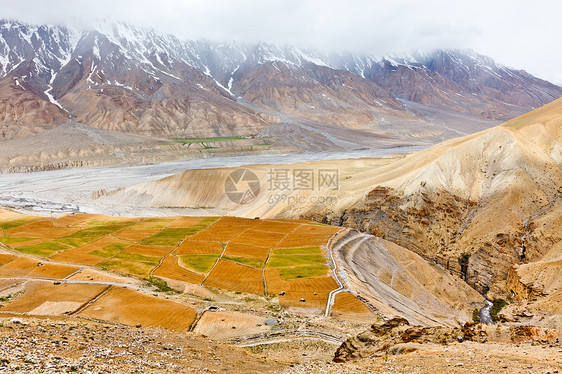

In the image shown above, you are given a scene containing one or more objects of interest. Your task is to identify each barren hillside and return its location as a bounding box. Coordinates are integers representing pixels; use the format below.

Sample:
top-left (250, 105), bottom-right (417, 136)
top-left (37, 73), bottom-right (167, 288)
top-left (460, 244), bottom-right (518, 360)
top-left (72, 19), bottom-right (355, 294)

top-left (313, 98), bottom-right (562, 329)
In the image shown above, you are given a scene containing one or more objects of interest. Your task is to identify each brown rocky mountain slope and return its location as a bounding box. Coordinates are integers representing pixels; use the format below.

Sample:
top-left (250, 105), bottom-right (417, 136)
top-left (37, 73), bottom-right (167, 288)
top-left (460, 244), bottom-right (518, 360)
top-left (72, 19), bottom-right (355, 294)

top-left (0, 20), bottom-right (560, 148)
top-left (365, 50), bottom-right (562, 120)
top-left (310, 98), bottom-right (562, 329)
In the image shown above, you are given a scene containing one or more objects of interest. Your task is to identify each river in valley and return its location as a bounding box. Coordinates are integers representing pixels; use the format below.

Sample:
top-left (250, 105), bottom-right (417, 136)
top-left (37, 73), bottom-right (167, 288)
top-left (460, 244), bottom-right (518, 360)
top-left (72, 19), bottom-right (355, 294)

top-left (0, 146), bottom-right (426, 216)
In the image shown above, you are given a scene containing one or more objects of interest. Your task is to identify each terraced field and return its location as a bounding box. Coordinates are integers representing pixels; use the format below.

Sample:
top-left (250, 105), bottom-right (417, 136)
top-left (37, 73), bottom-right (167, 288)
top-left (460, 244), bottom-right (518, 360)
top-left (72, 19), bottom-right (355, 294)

top-left (0, 210), bottom-right (369, 315)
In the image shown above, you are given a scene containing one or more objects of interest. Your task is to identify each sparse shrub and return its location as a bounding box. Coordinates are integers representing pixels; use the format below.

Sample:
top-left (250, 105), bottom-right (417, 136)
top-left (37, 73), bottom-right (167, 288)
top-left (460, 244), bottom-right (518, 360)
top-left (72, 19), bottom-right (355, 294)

top-left (0, 292), bottom-right (21, 303)
top-left (472, 309), bottom-right (481, 324)
top-left (490, 299), bottom-right (508, 322)
top-left (265, 304), bottom-right (282, 313)
top-left (147, 277), bottom-right (179, 294)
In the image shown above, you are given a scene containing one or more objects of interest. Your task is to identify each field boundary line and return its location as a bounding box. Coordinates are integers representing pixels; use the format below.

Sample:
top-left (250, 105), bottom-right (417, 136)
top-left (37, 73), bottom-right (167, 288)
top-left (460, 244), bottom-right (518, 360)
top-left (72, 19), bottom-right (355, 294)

top-left (262, 223), bottom-right (304, 296)
top-left (0, 243), bottom-right (20, 267)
top-left (189, 310), bottom-right (206, 332)
top-left (108, 216), bottom-right (215, 278)
top-left (63, 267), bottom-right (85, 280)
top-left (200, 242), bottom-right (228, 285)
top-left (201, 219), bottom-right (261, 285)
top-left (69, 284), bottom-right (113, 316)
top-left (149, 240), bottom-right (184, 279)
top-left (0, 277), bottom-right (133, 288)
top-left (225, 242), bottom-right (270, 250)
top-left (0, 241), bottom-right (55, 263)
top-left (51, 216), bottom-right (142, 259)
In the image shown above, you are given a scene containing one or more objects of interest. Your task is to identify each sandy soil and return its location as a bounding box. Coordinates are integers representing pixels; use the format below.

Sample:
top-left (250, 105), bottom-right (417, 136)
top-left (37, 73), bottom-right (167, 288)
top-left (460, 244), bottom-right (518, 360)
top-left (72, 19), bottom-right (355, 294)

top-left (281, 341), bottom-right (562, 373)
top-left (194, 310), bottom-right (270, 340)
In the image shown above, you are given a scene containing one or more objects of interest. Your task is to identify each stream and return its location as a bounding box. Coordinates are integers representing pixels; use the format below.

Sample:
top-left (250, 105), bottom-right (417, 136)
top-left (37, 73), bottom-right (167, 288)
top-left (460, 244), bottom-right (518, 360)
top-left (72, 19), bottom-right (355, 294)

top-left (479, 300), bottom-right (494, 324)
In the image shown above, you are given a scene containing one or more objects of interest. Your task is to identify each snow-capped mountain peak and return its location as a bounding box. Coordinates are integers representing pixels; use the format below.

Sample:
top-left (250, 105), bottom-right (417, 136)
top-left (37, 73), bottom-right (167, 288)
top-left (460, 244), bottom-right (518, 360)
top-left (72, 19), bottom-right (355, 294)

top-left (0, 19), bottom-right (560, 142)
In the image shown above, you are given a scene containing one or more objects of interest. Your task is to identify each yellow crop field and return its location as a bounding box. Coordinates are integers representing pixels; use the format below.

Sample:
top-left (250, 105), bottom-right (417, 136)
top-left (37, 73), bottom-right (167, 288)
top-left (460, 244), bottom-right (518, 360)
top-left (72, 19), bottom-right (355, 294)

top-left (0, 212), bottom-right (344, 314)
top-left (176, 239), bottom-right (223, 255)
top-left (331, 291), bottom-right (376, 321)
top-left (5, 238), bottom-right (48, 249)
top-left (99, 258), bottom-right (156, 279)
top-left (5, 220), bottom-right (81, 239)
top-left (278, 277), bottom-right (339, 311)
top-left (264, 268), bottom-right (290, 295)
top-left (252, 220), bottom-right (300, 233)
top-left (167, 216), bottom-right (202, 228)
top-left (51, 213), bottom-right (103, 228)
top-left (275, 224), bottom-right (340, 248)
top-left (125, 217), bottom-right (176, 230)
top-left (153, 255), bottom-right (205, 284)
top-left (0, 281), bottom-right (108, 315)
top-left (27, 263), bottom-right (80, 280)
top-left (78, 286), bottom-right (196, 331)
top-left (0, 256), bottom-right (42, 277)
top-left (178, 254), bottom-right (219, 273)
top-left (204, 260), bottom-right (264, 295)
top-left (50, 236), bottom-right (131, 265)
top-left (0, 214), bottom-right (43, 230)
top-left (224, 243), bottom-right (269, 259)
top-left (0, 253), bottom-right (16, 266)
top-left (50, 247), bottom-right (107, 266)
top-left (275, 233), bottom-right (334, 248)
top-left (122, 244), bottom-right (173, 257)
top-left (292, 225), bottom-right (341, 236)
top-left (66, 268), bottom-right (125, 284)
top-left (113, 229), bottom-right (160, 241)
top-left (189, 217), bottom-right (256, 242)
top-left (231, 230), bottom-right (286, 248)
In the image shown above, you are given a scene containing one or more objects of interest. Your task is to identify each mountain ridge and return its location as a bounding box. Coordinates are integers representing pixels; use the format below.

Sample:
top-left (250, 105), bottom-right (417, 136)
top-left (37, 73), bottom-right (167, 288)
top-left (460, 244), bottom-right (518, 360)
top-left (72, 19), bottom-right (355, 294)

top-left (1, 19), bottom-right (560, 144)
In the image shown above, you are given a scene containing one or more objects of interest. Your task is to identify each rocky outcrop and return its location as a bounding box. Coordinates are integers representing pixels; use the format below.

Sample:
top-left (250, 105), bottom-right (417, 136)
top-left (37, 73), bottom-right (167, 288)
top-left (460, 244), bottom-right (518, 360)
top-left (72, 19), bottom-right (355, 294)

top-left (309, 187), bottom-right (522, 295)
top-left (333, 318), bottom-right (487, 362)
top-left (334, 317), bottom-right (561, 363)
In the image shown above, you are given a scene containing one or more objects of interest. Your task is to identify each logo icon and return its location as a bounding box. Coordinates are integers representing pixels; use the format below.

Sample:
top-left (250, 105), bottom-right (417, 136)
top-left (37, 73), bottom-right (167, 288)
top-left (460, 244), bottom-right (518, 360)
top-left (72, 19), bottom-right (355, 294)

top-left (224, 169), bottom-right (261, 204)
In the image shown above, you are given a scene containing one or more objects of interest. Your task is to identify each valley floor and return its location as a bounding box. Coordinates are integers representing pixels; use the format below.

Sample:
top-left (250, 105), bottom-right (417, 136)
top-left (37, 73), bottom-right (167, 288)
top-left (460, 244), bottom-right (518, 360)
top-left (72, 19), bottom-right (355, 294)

top-left (0, 146), bottom-right (424, 216)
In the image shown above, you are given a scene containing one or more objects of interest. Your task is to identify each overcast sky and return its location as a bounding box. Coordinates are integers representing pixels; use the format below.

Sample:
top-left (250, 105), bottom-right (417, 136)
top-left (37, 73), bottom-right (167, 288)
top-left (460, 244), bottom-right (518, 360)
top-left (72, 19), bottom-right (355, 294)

top-left (2, 0), bottom-right (561, 83)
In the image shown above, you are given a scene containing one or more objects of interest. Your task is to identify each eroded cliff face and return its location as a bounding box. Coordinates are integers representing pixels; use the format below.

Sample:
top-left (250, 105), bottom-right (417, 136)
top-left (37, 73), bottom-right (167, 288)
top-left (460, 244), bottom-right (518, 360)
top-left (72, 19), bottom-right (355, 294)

top-left (309, 185), bottom-right (562, 300)
top-left (305, 187), bottom-right (516, 296)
